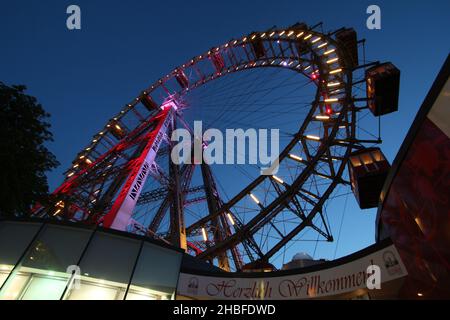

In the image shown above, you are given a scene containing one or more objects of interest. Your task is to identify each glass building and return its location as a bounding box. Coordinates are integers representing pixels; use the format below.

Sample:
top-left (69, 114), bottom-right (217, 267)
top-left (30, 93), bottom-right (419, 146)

top-left (0, 219), bottom-right (183, 300)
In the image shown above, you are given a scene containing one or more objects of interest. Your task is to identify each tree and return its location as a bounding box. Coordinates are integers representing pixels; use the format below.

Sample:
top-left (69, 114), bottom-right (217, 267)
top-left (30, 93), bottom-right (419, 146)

top-left (0, 82), bottom-right (59, 217)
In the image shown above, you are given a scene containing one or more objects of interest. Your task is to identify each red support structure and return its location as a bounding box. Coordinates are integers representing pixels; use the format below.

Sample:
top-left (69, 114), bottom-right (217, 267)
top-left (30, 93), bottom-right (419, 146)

top-left (102, 105), bottom-right (174, 230)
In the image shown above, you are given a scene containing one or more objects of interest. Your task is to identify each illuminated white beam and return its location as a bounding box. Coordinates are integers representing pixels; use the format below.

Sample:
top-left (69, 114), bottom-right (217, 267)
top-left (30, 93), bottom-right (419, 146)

top-left (272, 175), bottom-right (284, 184)
top-left (249, 193), bottom-right (260, 205)
top-left (201, 227), bottom-right (208, 241)
top-left (289, 154), bottom-right (303, 162)
top-left (227, 213), bottom-right (235, 226)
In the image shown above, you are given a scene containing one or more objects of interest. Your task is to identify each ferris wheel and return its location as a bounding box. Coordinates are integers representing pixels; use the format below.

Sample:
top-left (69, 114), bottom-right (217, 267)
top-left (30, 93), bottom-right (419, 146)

top-left (33, 22), bottom-right (400, 272)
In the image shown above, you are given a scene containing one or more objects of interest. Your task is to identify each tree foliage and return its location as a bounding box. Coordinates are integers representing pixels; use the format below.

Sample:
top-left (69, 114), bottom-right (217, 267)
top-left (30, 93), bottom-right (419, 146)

top-left (0, 82), bottom-right (59, 217)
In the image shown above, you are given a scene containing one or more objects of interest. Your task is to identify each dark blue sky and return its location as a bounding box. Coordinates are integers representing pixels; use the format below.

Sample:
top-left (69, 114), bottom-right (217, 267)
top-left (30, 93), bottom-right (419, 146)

top-left (1, 0), bottom-right (449, 261)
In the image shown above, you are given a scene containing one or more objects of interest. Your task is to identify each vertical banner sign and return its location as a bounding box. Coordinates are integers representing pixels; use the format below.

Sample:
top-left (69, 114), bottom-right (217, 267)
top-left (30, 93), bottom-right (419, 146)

top-left (103, 104), bottom-right (174, 230)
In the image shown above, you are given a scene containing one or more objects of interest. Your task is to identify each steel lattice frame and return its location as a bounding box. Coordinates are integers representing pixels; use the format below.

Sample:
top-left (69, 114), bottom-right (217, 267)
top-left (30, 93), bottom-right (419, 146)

top-left (34, 23), bottom-right (375, 271)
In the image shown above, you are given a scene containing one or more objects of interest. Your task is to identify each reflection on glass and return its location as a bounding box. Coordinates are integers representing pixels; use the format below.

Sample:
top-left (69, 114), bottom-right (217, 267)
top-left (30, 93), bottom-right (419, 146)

top-left (126, 290), bottom-right (158, 300)
top-left (0, 221), bottom-right (42, 286)
top-left (64, 231), bottom-right (140, 300)
top-left (0, 265), bottom-right (14, 287)
top-left (0, 224), bottom-right (92, 300)
top-left (21, 224), bottom-right (93, 273)
top-left (21, 275), bottom-right (67, 300)
top-left (0, 274), bottom-right (29, 300)
top-left (0, 222), bottom-right (183, 300)
top-left (77, 232), bottom-right (140, 283)
top-left (66, 279), bottom-right (124, 300)
top-left (126, 242), bottom-right (182, 300)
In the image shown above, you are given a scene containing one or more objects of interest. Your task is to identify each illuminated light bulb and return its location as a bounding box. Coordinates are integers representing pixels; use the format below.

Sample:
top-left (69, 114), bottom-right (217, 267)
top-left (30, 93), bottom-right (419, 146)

top-left (251, 35), bottom-right (256, 40)
top-left (324, 98), bottom-right (339, 103)
top-left (67, 172), bottom-right (74, 177)
top-left (317, 42), bottom-right (328, 49)
top-left (201, 228), bottom-right (208, 241)
top-left (272, 175), bottom-right (284, 184)
top-left (53, 209), bottom-right (62, 216)
top-left (327, 58), bottom-right (339, 64)
top-left (92, 139), bottom-right (97, 143)
top-left (115, 124), bottom-right (122, 130)
top-left (417, 293), bottom-right (423, 297)
top-left (315, 115), bottom-right (330, 120)
top-left (261, 33), bottom-right (266, 38)
top-left (327, 82), bottom-right (341, 87)
top-left (287, 30), bottom-right (294, 37)
top-left (329, 68), bottom-right (342, 74)
top-left (339, 125), bottom-right (347, 129)
top-left (249, 193), bottom-right (260, 204)
top-left (269, 31), bottom-right (275, 37)
top-left (279, 30), bottom-right (286, 36)
top-left (86, 148), bottom-right (91, 151)
top-left (311, 37), bottom-right (321, 43)
top-left (227, 213), bottom-right (235, 226)
top-left (243, 37), bottom-right (247, 42)
top-left (270, 60), bottom-right (276, 65)
top-left (324, 49), bottom-right (335, 55)
top-left (73, 164), bottom-right (79, 169)
top-left (304, 65), bottom-right (311, 71)
top-left (296, 31), bottom-right (304, 38)
top-left (233, 40), bottom-right (238, 45)
top-left (289, 154), bottom-right (303, 162)
top-left (85, 158), bottom-right (92, 164)
top-left (304, 34), bottom-right (312, 40)
top-left (306, 135), bottom-right (321, 141)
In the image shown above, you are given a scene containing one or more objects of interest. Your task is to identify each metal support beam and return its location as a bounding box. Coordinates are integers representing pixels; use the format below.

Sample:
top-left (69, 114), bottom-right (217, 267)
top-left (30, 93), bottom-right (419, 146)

top-left (168, 116), bottom-right (187, 251)
top-left (201, 163), bottom-right (233, 271)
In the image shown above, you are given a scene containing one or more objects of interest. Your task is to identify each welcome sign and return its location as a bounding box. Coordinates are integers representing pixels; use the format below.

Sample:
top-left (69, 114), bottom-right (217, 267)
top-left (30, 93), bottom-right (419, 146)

top-left (177, 244), bottom-right (407, 300)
